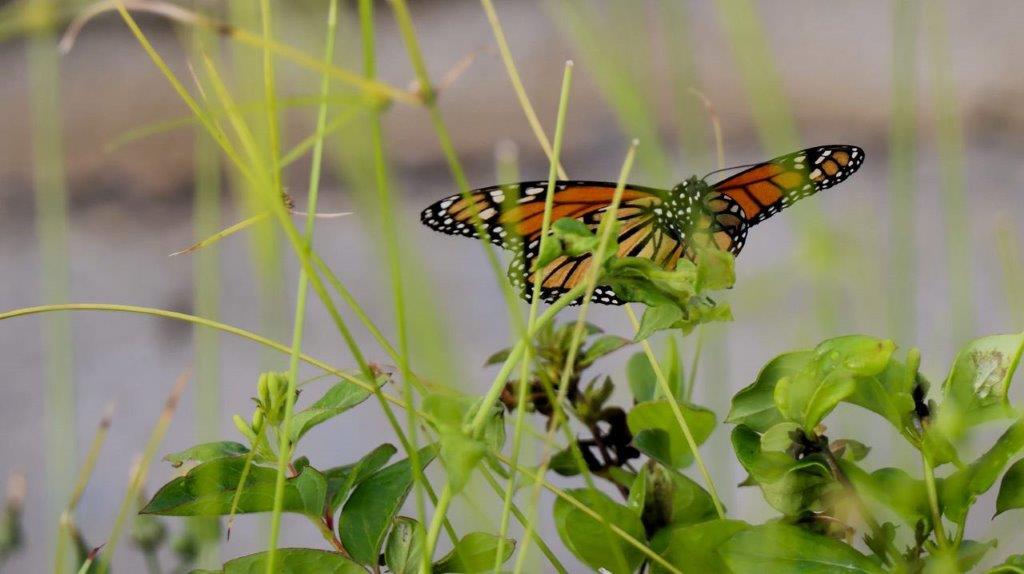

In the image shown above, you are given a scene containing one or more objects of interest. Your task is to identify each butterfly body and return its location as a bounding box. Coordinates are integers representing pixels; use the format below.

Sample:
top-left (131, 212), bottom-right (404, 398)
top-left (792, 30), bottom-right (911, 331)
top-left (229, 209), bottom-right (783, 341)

top-left (421, 145), bottom-right (864, 305)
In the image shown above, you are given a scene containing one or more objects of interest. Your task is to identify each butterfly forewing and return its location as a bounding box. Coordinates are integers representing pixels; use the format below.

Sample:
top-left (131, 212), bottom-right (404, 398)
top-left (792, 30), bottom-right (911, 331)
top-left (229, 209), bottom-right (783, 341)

top-left (711, 145), bottom-right (864, 225)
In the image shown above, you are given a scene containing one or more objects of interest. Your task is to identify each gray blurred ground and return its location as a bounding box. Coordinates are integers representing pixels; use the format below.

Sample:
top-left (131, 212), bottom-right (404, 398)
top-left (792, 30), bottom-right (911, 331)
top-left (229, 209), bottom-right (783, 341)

top-left (2, 0), bottom-right (1024, 571)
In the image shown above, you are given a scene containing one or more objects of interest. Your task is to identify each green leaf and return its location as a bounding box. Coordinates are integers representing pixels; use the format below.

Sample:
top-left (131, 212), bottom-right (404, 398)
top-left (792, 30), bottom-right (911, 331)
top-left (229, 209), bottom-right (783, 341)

top-left (635, 461), bottom-right (717, 535)
top-left (141, 457), bottom-right (326, 517)
top-left (996, 457), bottom-right (1024, 516)
top-left (924, 540), bottom-right (997, 574)
top-left (552, 217), bottom-right (599, 258)
top-left (549, 445), bottom-right (581, 477)
top-left (801, 371), bottom-right (858, 431)
top-left (944, 333), bottom-right (1024, 411)
top-left (385, 517), bottom-right (424, 574)
top-left (844, 360), bottom-right (917, 430)
top-left (627, 400), bottom-right (715, 468)
top-left (843, 463), bottom-right (931, 528)
top-left (164, 442), bottom-right (249, 468)
top-left (553, 488), bottom-right (645, 574)
top-left (634, 305), bottom-right (683, 342)
top-left (650, 519), bottom-right (750, 574)
top-left (438, 428), bottom-right (486, 494)
top-left (695, 248), bottom-right (735, 292)
top-left (288, 377), bottom-right (380, 442)
top-left (323, 443), bottom-right (398, 513)
top-left (431, 532), bottom-right (515, 573)
top-left (484, 348), bottom-right (511, 366)
top-left (943, 417), bottom-right (1024, 523)
top-left (760, 422), bottom-right (801, 453)
top-left (627, 352), bottom-right (657, 403)
top-left (727, 351), bottom-right (814, 433)
top-left (731, 426), bottom-right (832, 516)
top-left (938, 334), bottom-right (1024, 437)
top-left (204, 548), bottom-right (365, 573)
top-left (719, 523), bottom-right (884, 574)
top-left (579, 334), bottom-right (631, 368)
top-left (989, 554), bottom-right (1024, 573)
top-left (339, 444), bottom-right (437, 565)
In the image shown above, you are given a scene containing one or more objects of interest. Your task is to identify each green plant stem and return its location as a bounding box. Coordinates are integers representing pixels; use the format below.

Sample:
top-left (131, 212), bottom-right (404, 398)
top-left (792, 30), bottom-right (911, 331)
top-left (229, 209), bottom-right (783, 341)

top-left (922, 451), bottom-right (950, 549)
top-left (358, 0), bottom-right (429, 554)
top-left (28, 4), bottom-right (76, 569)
top-left (924, 0), bottom-right (972, 344)
top-left (478, 0), bottom-right (566, 179)
top-left (99, 370), bottom-right (190, 572)
top-left (266, 1), bottom-right (336, 570)
top-left (624, 305), bottom-right (726, 518)
top-left (479, 467), bottom-right (567, 574)
top-left (55, 406), bottom-right (114, 574)
top-left (421, 484), bottom-right (453, 574)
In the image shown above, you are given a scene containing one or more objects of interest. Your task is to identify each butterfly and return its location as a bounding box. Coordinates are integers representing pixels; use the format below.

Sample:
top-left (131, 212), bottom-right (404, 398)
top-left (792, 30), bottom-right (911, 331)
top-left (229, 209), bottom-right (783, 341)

top-left (421, 145), bottom-right (864, 305)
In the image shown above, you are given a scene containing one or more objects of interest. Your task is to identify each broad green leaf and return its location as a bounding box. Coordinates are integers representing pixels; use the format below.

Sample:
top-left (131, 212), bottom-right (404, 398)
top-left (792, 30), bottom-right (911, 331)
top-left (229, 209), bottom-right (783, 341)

top-left (774, 369), bottom-right (855, 431)
top-left (423, 393), bottom-right (505, 452)
top-left (141, 457), bottom-right (325, 517)
top-left (635, 461), bottom-right (717, 535)
top-left (989, 555), bottom-right (1024, 573)
top-left (553, 488), bottom-right (645, 574)
top-left (833, 439), bottom-right (871, 462)
top-left (695, 248), bottom-right (735, 292)
top-left (943, 417), bottom-right (1024, 523)
top-left (431, 532), bottom-right (515, 573)
top-left (385, 517), bottom-right (424, 574)
top-left (938, 334), bottom-right (1024, 438)
top-left (603, 257), bottom-right (698, 308)
top-left (288, 377), bottom-right (380, 442)
top-left (164, 442), bottom-right (249, 468)
top-left (843, 463), bottom-right (931, 528)
top-left (339, 444), bottom-right (437, 565)
top-left (719, 523), bottom-right (884, 574)
top-left (438, 428), bottom-right (486, 494)
top-left (844, 360), bottom-right (917, 430)
top-left (579, 334), bottom-right (631, 368)
top-left (552, 217), bottom-right (598, 258)
top-left (634, 305), bottom-right (683, 342)
top-left (203, 548), bottom-right (365, 573)
top-left (996, 457), bottom-right (1024, 516)
top-left (731, 426), bottom-right (832, 516)
top-left (814, 336), bottom-right (896, 376)
top-left (650, 519), bottom-right (749, 574)
top-left (727, 351), bottom-right (813, 432)
top-left (944, 333), bottom-right (1024, 411)
top-left (760, 422), bottom-right (801, 452)
top-left (627, 352), bottom-right (657, 403)
top-left (924, 540), bottom-right (997, 574)
top-left (627, 400), bottom-right (715, 468)
top-left (323, 443), bottom-right (397, 513)
top-left (549, 445), bottom-right (581, 477)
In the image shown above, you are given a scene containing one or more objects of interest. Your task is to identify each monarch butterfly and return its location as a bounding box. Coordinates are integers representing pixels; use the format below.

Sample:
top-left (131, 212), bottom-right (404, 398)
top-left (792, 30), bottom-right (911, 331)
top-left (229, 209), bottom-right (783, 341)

top-left (421, 145), bottom-right (864, 305)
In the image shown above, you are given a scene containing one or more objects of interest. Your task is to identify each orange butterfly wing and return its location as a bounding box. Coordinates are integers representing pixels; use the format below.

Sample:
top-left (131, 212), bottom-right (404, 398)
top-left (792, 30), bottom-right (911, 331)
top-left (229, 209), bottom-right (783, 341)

top-left (421, 181), bottom-right (671, 304)
top-left (711, 145), bottom-right (864, 225)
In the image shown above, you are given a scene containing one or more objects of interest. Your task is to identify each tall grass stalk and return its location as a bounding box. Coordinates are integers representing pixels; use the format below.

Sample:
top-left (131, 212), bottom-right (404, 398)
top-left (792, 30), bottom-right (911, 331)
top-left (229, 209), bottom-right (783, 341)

top-left (98, 370), bottom-right (190, 571)
top-left (924, 0), bottom-right (973, 345)
top-left (357, 0), bottom-right (429, 557)
top-left (266, 1), bottom-right (338, 570)
top-left (54, 405), bottom-right (113, 574)
top-left (888, 0), bottom-right (919, 345)
top-left (26, 2), bottom-right (76, 570)
top-left (712, 0), bottom-right (841, 336)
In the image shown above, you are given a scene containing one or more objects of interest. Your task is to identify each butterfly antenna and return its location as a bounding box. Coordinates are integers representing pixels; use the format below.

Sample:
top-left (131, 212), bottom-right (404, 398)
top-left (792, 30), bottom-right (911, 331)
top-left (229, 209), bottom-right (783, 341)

top-left (701, 161), bottom-right (762, 182)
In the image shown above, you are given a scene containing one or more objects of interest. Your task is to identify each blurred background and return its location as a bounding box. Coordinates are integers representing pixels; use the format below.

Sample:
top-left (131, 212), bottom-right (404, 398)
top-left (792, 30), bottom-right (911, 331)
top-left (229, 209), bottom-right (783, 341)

top-left (2, 0), bottom-right (1023, 571)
